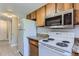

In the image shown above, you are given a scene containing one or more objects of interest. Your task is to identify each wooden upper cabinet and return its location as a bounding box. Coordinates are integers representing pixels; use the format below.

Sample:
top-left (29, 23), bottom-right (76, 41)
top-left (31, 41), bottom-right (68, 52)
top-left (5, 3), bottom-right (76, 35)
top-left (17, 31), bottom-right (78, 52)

top-left (56, 3), bottom-right (64, 12)
top-left (27, 14), bottom-right (31, 19)
top-left (30, 11), bottom-right (36, 21)
top-left (36, 6), bottom-right (45, 27)
top-left (45, 3), bottom-right (55, 18)
top-left (74, 3), bottom-right (79, 24)
top-left (64, 3), bottom-right (73, 10)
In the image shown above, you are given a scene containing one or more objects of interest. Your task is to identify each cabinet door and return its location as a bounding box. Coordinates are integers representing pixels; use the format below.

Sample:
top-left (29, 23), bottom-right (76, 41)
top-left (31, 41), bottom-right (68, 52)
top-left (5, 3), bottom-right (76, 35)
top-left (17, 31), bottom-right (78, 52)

top-left (36, 6), bottom-right (45, 27)
top-left (27, 14), bottom-right (31, 19)
top-left (29, 39), bottom-right (38, 56)
top-left (30, 44), bottom-right (38, 56)
top-left (45, 3), bottom-right (55, 18)
top-left (64, 3), bottom-right (73, 11)
top-left (56, 3), bottom-right (64, 12)
top-left (74, 3), bottom-right (79, 24)
top-left (30, 11), bottom-right (36, 21)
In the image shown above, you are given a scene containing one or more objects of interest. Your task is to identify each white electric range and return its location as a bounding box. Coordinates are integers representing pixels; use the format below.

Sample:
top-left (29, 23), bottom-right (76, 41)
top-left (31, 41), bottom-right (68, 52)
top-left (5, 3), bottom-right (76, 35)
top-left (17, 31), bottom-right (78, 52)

top-left (39, 32), bottom-right (74, 56)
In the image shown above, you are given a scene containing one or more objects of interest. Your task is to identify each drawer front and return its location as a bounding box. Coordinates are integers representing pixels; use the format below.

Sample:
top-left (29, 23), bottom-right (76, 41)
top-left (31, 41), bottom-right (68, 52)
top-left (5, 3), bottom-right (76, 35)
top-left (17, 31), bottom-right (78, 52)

top-left (30, 39), bottom-right (38, 46)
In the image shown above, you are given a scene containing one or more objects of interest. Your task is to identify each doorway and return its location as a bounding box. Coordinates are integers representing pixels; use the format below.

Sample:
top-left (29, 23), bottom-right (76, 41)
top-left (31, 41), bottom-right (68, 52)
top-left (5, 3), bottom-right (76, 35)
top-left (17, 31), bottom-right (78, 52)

top-left (0, 19), bottom-right (8, 40)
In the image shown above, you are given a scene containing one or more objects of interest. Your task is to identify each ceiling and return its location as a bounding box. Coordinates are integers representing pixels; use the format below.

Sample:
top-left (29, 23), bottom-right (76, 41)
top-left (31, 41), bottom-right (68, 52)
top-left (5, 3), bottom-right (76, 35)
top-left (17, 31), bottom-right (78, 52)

top-left (0, 3), bottom-right (46, 18)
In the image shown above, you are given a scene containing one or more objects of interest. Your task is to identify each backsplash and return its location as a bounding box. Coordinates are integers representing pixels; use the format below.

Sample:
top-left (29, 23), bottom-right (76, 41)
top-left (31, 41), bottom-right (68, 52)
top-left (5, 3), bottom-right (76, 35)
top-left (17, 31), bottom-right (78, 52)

top-left (37, 25), bottom-right (79, 38)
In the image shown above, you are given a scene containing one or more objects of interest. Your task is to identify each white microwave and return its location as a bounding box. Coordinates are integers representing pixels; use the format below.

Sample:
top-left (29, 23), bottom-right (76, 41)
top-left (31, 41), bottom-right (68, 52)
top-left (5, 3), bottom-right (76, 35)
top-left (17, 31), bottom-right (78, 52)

top-left (45, 9), bottom-right (74, 28)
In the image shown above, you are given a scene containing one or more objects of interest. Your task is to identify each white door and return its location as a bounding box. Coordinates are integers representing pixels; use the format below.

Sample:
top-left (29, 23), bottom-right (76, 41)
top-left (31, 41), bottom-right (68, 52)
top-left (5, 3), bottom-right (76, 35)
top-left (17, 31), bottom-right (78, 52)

top-left (0, 20), bottom-right (8, 40)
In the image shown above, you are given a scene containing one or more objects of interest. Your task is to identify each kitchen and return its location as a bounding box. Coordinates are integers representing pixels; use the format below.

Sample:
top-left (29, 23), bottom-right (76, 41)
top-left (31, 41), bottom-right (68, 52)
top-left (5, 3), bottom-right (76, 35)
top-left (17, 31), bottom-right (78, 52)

top-left (25, 3), bottom-right (79, 56)
top-left (0, 3), bottom-right (79, 56)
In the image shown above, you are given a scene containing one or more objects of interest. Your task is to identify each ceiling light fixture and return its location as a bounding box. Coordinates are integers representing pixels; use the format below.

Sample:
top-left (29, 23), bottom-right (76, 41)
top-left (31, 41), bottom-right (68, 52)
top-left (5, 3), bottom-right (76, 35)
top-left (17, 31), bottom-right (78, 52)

top-left (0, 9), bottom-right (16, 18)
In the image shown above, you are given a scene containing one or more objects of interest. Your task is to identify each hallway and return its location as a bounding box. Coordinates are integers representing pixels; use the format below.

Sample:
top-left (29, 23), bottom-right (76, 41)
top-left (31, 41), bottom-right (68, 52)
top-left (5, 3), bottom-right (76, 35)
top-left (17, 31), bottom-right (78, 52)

top-left (0, 40), bottom-right (20, 56)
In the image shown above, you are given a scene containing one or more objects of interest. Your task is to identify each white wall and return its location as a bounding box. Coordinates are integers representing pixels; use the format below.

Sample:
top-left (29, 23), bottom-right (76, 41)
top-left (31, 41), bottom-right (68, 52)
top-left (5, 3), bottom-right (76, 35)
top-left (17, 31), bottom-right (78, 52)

top-left (37, 25), bottom-right (79, 38)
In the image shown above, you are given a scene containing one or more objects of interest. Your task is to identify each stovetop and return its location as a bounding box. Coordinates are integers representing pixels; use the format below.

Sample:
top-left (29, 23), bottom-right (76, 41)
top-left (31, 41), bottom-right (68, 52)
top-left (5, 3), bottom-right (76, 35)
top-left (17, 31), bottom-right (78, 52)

top-left (42, 38), bottom-right (70, 47)
top-left (39, 37), bottom-right (74, 53)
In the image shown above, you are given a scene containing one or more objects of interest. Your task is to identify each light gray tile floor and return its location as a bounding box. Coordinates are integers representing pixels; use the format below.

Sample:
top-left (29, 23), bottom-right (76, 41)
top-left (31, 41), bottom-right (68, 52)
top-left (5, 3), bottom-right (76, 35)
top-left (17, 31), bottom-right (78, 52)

top-left (0, 40), bottom-right (21, 56)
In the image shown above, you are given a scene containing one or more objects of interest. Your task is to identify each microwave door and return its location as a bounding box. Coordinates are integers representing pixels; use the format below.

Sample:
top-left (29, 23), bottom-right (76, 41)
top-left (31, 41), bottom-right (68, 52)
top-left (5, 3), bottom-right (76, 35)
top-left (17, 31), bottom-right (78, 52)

top-left (45, 15), bottom-right (62, 26)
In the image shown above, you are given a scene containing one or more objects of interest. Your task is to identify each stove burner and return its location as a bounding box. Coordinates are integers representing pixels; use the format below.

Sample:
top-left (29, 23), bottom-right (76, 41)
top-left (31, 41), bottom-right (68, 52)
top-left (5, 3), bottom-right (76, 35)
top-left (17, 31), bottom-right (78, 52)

top-left (43, 40), bottom-right (49, 42)
top-left (62, 41), bottom-right (70, 43)
top-left (48, 38), bottom-right (54, 41)
top-left (56, 42), bottom-right (68, 47)
top-left (43, 38), bottom-right (54, 42)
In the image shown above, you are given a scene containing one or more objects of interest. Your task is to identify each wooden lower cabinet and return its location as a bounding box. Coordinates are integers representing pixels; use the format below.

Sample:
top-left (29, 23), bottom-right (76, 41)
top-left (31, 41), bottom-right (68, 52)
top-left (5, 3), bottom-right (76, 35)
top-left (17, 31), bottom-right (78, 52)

top-left (30, 44), bottom-right (38, 56)
top-left (29, 39), bottom-right (38, 56)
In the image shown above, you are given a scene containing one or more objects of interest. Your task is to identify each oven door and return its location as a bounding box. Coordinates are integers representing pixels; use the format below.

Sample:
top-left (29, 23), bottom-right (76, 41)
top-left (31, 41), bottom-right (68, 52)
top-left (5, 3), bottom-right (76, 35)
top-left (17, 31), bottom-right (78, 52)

top-left (39, 43), bottom-right (64, 56)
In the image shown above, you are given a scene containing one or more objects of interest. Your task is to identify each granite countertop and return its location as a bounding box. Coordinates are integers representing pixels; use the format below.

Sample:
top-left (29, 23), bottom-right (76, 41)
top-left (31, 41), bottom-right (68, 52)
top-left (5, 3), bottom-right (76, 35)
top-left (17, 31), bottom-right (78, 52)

top-left (27, 36), bottom-right (48, 41)
top-left (27, 33), bottom-right (49, 41)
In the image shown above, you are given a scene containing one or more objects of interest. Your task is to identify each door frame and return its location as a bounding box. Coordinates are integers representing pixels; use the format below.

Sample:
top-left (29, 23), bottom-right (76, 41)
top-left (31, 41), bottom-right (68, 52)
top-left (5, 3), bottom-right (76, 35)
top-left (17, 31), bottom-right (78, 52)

top-left (7, 19), bottom-right (12, 44)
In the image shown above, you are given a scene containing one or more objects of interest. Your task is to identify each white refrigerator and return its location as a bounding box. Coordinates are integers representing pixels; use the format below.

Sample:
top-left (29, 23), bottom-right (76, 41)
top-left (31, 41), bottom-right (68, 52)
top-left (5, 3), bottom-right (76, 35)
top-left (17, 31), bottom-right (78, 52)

top-left (18, 18), bottom-right (37, 56)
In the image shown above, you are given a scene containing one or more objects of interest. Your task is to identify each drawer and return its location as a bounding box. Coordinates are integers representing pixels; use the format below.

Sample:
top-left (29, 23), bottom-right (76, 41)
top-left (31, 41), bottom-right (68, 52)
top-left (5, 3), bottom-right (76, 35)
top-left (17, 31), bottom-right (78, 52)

top-left (29, 39), bottom-right (38, 46)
